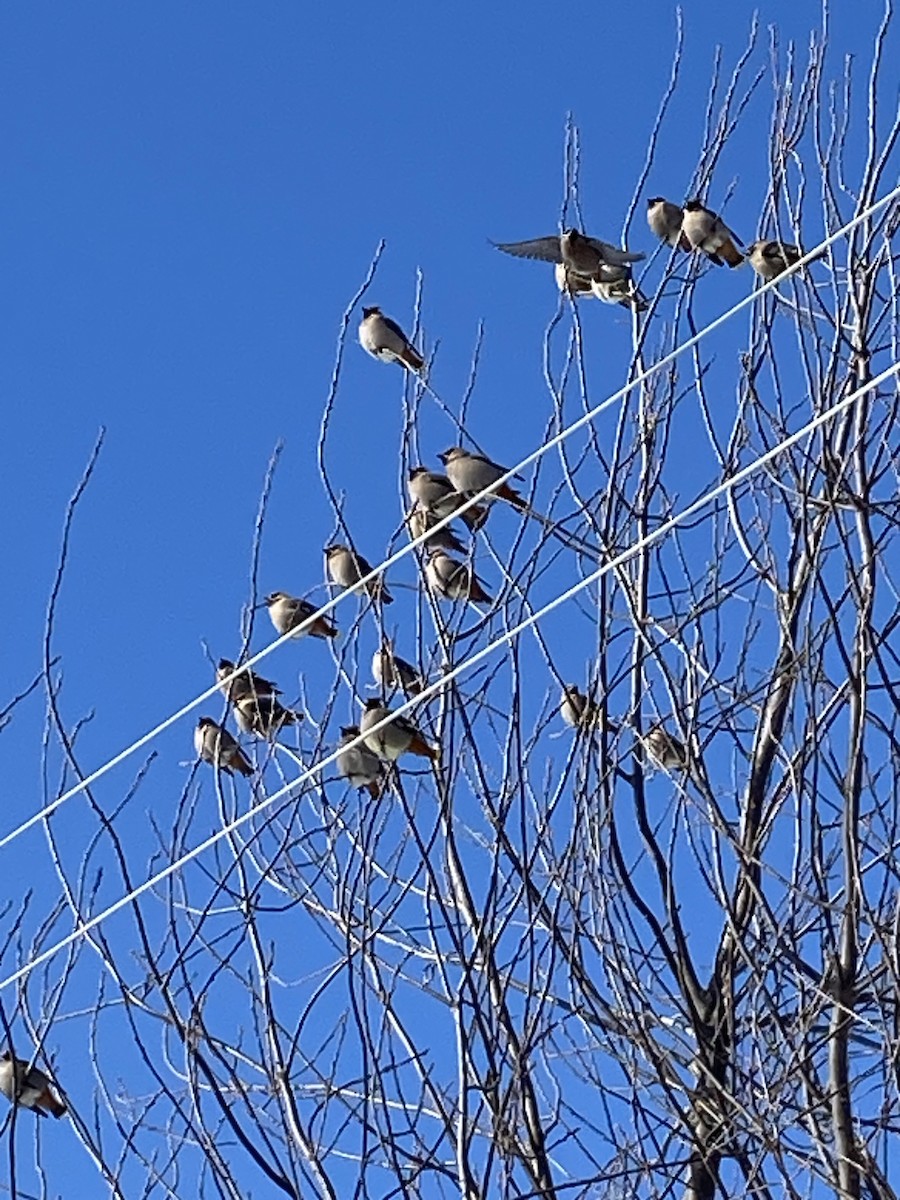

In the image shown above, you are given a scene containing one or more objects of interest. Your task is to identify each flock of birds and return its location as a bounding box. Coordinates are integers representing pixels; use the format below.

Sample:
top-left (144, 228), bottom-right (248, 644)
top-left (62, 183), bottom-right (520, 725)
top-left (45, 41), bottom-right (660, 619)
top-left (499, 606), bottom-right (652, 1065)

top-left (3, 197), bottom-right (803, 1122)
top-left (195, 196), bottom-right (797, 799)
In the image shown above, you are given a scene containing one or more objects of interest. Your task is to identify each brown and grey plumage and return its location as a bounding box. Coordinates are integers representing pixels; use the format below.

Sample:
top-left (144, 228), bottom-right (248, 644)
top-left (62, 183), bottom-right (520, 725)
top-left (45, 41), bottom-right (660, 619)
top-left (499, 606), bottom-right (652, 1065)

top-left (234, 693), bottom-right (304, 739)
top-left (644, 724), bottom-right (690, 771)
top-left (438, 446), bottom-right (527, 511)
top-left (646, 197), bottom-right (691, 250)
top-left (494, 228), bottom-right (644, 276)
top-left (336, 726), bottom-right (386, 798)
top-left (325, 544), bottom-right (393, 604)
top-left (358, 306), bottom-right (424, 372)
top-left (265, 591), bottom-right (338, 640)
top-left (407, 468), bottom-right (487, 532)
top-left (681, 200), bottom-right (744, 267)
top-left (0, 1052), bottom-right (67, 1119)
top-left (560, 685), bottom-right (604, 731)
top-left (555, 262), bottom-right (647, 310)
top-left (406, 504), bottom-right (468, 554)
top-left (216, 659), bottom-right (281, 704)
top-left (194, 717), bottom-right (254, 777)
top-left (372, 639), bottom-right (424, 696)
top-left (425, 549), bottom-right (493, 605)
top-left (746, 240), bottom-right (808, 281)
top-left (360, 699), bottom-right (439, 762)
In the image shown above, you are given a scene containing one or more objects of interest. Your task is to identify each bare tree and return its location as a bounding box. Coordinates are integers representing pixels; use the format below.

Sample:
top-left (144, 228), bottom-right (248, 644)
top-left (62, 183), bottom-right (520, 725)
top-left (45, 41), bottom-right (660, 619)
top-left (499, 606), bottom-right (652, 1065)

top-left (4, 6), bottom-right (900, 1198)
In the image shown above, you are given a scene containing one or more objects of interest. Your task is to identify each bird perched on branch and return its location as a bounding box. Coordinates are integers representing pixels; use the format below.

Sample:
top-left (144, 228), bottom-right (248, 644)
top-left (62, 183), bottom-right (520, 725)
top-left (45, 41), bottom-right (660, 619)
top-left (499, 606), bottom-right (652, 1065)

top-left (358, 306), bottom-right (424, 372)
top-left (194, 717), bottom-right (253, 777)
top-left (372, 639), bottom-right (424, 696)
top-left (406, 504), bottom-right (468, 554)
top-left (646, 197), bottom-right (691, 250)
top-left (425, 549), bottom-right (493, 605)
top-left (746, 240), bottom-right (811, 281)
top-left (438, 446), bottom-right (528, 511)
top-left (681, 200), bottom-right (744, 267)
top-left (216, 659), bottom-right (281, 703)
top-left (552, 262), bottom-right (647, 311)
top-left (493, 228), bottom-right (644, 278)
top-left (233, 693), bottom-right (304, 739)
top-left (0, 1051), bottom-right (67, 1119)
top-left (644, 724), bottom-right (690, 772)
top-left (360, 700), bottom-right (439, 762)
top-left (336, 726), bottom-right (387, 798)
top-left (560, 685), bottom-right (606, 731)
top-left (264, 592), bottom-right (339, 640)
top-left (325, 544), bottom-right (393, 604)
top-left (408, 468), bottom-right (487, 532)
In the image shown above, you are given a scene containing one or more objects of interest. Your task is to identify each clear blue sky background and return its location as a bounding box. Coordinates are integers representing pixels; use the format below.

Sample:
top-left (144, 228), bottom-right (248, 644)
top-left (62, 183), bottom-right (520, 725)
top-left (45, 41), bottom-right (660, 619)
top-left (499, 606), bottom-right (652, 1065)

top-left (0, 1), bottom-right (890, 1192)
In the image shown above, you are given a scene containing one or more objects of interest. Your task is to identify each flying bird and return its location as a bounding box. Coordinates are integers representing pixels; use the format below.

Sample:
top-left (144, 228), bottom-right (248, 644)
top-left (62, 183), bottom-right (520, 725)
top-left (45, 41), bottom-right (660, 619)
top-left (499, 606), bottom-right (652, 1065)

top-left (372, 639), bottom-right (424, 696)
top-left (425, 549), bottom-right (493, 605)
top-left (406, 504), bottom-right (468, 554)
top-left (216, 659), bottom-right (281, 703)
top-left (589, 271), bottom-right (649, 312)
top-left (644, 724), bottom-right (690, 772)
top-left (493, 228), bottom-right (644, 277)
top-left (646, 197), bottom-right (691, 250)
top-left (360, 699), bottom-right (439, 762)
top-left (438, 446), bottom-right (528, 511)
top-left (336, 726), bottom-right (386, 799)
top-left (358, 306), bottom-right (424, 372)
top-left (194, 717), bottom-right (254, 777)
top-left (325, 544), bottom-right (393, 604)
top-left (407, 468), bottom-right (487, 532)
top-left (0, 1051), bottom-right (67, 1119)
top-left (234, 693), bottom-right (304, 739)
top-left (745, 240), bottom-right (809, 281)
top-left (265, 592), bottom-right (338, 640)
top-left (560, 685), bottom-right (605, 731)
top-left (681, 200), bottom-right (744, 267)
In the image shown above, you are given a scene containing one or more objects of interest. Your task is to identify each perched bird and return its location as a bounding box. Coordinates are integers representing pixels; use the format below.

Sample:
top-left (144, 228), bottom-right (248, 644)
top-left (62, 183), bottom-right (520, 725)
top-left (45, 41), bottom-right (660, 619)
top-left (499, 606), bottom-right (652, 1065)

top-left (234, 693), bottom-right (304, 739)
top-left (406, 504), bottom-right (468, 554)
top-left (644, 724), bottom-right (690, 772)
top-left (372, 638), bottom-right (424, 696)
top-left (681, 200), bottom-right (744, 267)
top-left (194, 717), bottom-right (254, 777)
top-left (358, 306), bottom-right (424, 372)
top-left (438, 446), bottom-right (527, 511)
top-left (425, 549), bottom-right (493, 605)
top-left (216, 659), bottom-right (281, 703)
top-left (0, 1051), bottom-right (67, 1119)
top-left (336, 726), bottom-right (386, 799)
top-left (646, 197), bottom-right (691, 250)
top-left (493, 229), bottom-right (644, 277)
top-left (407, 468), bottom-right (487, 532)
top-left (560, 685), bottom-right (605, 731)
top-left (360, 699), bottom-right (439, 762)
top-left (325, 544), bottom-right (393, 604)
top-left (265, 592), bottom-right (338, 640)
top-left (745, 240), bottom-right (807, 281)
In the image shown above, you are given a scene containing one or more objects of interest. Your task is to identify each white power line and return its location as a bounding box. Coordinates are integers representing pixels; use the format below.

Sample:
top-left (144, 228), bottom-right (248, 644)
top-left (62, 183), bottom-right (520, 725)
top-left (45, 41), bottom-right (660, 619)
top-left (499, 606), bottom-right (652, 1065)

top-left (1, 183), bottom-right (896, 854)
top-left (2, 355), bottom-right (896, 995)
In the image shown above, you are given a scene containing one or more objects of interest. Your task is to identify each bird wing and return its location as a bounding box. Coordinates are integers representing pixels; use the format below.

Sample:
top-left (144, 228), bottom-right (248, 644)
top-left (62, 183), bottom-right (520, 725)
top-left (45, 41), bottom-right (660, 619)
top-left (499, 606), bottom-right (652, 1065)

top-left (491, 236), bottom-right (563, 264)
top-left (583, 237), bottom-right (646, 264)
top-left (381, 314), bottom-right (410, 342)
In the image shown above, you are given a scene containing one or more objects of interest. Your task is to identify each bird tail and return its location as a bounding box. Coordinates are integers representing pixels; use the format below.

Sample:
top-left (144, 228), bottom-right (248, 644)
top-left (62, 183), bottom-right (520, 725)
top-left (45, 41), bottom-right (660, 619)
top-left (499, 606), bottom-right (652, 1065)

top-left (409, 735), bottom-right (440, 761)
top-left (468, 581), bottom-right (493, 605)
top-left (720, 240), bottom-right (744, 267)
top-left (313, 617), bottom-right (340, 639)
top-left (401, 346), bottom-right (425, 372)
top-left (38, 1091), bottom-right (67, 1119)
top-left (233, 752), bottom-right (254, 778)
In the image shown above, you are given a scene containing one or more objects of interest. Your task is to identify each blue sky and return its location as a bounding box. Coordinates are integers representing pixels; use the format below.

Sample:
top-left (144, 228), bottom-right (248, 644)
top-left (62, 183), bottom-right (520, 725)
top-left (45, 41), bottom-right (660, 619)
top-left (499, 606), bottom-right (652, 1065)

top-left (0, 0), bottom-right (894, 1193)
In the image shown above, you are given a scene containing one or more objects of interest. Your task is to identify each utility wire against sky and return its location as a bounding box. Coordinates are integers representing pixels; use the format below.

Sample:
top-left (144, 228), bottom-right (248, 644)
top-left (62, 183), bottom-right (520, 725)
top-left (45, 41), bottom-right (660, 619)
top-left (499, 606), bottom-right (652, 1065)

top-left (3, 352), bottom-right (897, 995)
